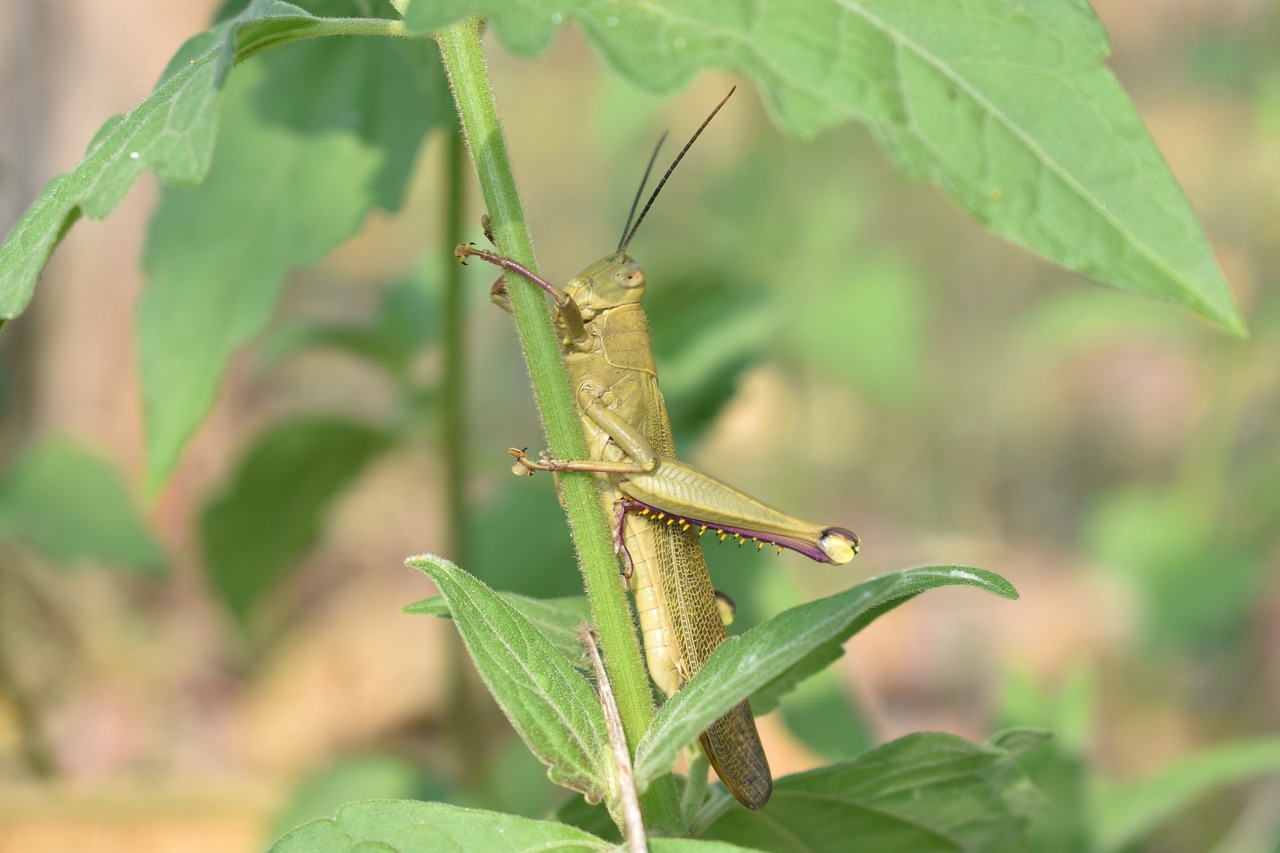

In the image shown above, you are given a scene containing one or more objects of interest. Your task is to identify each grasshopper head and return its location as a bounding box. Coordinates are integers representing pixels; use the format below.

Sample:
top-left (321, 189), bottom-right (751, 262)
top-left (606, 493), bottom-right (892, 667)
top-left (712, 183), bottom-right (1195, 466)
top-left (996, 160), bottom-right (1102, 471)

top-left (565, 251), bottom-right (646, 314)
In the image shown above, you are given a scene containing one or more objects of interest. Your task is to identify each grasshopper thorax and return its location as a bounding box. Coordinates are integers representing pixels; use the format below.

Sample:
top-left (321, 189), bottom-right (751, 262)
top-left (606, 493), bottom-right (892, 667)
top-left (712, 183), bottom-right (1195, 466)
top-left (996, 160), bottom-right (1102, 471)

top-left (564, 251), bottom-right (646, 315)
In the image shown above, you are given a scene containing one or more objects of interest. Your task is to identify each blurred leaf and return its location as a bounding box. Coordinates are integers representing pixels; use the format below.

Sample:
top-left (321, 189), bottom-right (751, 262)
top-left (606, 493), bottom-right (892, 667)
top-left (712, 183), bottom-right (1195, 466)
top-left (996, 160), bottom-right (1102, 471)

top-left (1084, 487), bottom-right (1263, 650)
top-left (407, 556), bottom-right (610, 803)
top-left (645, 269), bottom-right (773, 445)
top-left (409, 0), bottom-right (1243, 334)
top-left (1257, 66), bottom-right (1280, 136)
top-left (269, 799), bottom-right (611, 852)
top-left (633, 566), bottom-right (1019, 789)
top-left (0, 0), bottom-right (411, 321)
top-left (201, 417), bottom-right (392, 626)
top-left (472, 482), bottom-right (580, 598)
top-left (265, 277), bottom-right (437, 374)
top-left (998, 673), bottom-right (1095, 853)
top-left (138, 6), bottom-right (448, 492)
top-left (1017, 742), bottom-right (1091, 853)
top-left (778, 668), bottom-right (873, 760)
top-left (271, 756), bottom-right (449, 841)
top-left (1092, 738), bottom-right (1280, 852)
top-left (555, 795), bottom-right (621, 844)
top-left (1000, 669), bottom-right (1094, 755)
top-left (649, 842), bottom-right (764, 852)
top-left (1012, 287), bottom-right (1200, 357)
top-left (0, 439), bottom-right (164, 572)
top-left (699, 729), bottom-right (1048, 852)
top-left (453, 734), bottom-right (568, 820)
top-left (404, 592), bottom-right (591, 667)
top-left (782, 253), bottom-right (927, 406)
top-left (1185, 31), bottom-right (1265, 92)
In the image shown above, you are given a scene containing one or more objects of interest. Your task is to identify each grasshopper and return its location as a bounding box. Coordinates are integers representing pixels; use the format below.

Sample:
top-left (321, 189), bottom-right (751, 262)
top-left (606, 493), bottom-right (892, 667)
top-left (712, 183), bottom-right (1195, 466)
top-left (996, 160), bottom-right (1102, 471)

top-left (456, 89), bottom-right (859, 810)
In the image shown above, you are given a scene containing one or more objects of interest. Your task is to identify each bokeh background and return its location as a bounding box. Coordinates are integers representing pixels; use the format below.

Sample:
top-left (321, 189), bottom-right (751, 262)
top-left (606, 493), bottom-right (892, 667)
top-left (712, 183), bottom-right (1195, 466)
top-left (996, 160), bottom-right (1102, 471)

top-left (1, 1), bottom-right (1278, 850)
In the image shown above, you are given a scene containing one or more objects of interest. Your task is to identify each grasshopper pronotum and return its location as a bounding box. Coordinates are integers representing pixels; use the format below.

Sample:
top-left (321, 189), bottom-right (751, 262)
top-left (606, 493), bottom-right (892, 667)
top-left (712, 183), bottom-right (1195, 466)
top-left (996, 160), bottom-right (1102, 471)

top-left (457, 89), bottom-right (859, 810)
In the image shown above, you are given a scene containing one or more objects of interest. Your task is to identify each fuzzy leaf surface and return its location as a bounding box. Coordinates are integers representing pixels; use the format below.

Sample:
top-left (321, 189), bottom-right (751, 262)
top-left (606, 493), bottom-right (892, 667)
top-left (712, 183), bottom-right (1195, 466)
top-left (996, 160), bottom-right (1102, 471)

top-left (699, 730), bottom-right (1048, 852)
top-left (408, 556), bottom-right (611, 802)
top-left (269, 799), bottom-right (611, 852)
top-left (404, 593), bottom-right (591, 667)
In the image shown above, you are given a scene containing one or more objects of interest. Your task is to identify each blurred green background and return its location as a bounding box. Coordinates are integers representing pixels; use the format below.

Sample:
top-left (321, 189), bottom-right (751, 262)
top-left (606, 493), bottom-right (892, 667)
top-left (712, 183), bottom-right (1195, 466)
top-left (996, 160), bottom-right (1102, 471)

top-left (1, 2), bottom-right (1278, 851)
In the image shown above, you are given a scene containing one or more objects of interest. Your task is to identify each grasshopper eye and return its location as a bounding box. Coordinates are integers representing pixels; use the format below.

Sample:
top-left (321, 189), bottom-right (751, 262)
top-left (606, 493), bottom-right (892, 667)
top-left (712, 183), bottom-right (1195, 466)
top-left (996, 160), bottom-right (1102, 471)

top-left (615, 264), bottom-right (645, 289)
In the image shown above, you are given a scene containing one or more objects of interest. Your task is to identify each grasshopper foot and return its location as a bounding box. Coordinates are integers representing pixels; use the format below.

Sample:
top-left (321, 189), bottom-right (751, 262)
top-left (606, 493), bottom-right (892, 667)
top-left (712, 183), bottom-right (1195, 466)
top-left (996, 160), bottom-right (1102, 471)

top-left (508, 447), bottom-right (537, 477)
top-left (819, 527), bottom-right (861, 564)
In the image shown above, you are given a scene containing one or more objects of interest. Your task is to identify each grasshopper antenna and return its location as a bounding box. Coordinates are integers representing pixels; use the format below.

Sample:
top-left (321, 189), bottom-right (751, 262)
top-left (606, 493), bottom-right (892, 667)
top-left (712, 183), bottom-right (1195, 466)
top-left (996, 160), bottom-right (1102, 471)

top-left (618, 86), bottom-right (736, 253)
top-left (617, 130), bottom-right (670, 253)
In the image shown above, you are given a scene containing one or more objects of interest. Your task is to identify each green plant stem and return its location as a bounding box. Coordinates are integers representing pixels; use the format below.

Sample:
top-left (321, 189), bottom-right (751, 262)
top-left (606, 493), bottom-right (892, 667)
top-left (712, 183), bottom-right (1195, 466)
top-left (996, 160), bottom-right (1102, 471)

top-left (434, 18), bottom-right (681, 832)
top-left (232, 18), bottom-right (409, 67)
top-left (439, 121), bottom-right (489, 783)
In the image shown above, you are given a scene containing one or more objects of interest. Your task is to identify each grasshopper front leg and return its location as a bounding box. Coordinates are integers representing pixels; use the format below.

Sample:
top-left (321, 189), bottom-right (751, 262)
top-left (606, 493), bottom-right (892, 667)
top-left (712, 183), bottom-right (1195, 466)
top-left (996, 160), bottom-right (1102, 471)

top-left (456, 243), bottom-right (590, 347)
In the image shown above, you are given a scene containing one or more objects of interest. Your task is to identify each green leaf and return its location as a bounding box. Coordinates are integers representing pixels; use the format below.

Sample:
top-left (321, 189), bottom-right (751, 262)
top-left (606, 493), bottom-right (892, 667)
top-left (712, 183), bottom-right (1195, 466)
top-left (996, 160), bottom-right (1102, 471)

top-left (1084, 486), bottom-right (1262, 651)
top-left (201, 417), bottom-right (392, 625)
top-left (407, 0), bottom-right (1243, 334)
top-left (0, 439), bottom-right (165, 572)
top-left (998, 672), bottom-right (1095, 853)
top-left (644, 268), bottom-right (773, 445)
top-left (699, 730), bottom-right (1048, 852)
top-left (778, 668), bottom-right (873, 760)
top-left (0, 0), bottom-right (410, 322)
top-left (268, 799), bottom-right (611, 852)
top-left (633, 567), bottom-right (1019, 789)
top-left (271, 757), bottom-right (449, 841)
top-left (138, 10), bottom-right (449, 491)
top-left (407, 556), bottom-right (611, 803)
top-left (650, 841), bottom-right (766, 852)
top-left (401, 597), bottom-right (450, 616)
top-left (264, 277), bottom-right (437, 375)
top-left (554, 796), bottom-right (620, 845)
top-left (1091, 737), bottom-right (1280, 852)
top-left (781, 253), bottom-right (928, 406)
top-left (553, 779), bottom-right (770, 852)
top-left (403, 593), bottom-right (591, 667)
top-left (471, 484), bottom-right (580, 599)
top-left (746, 628), bottom-right (845, 720)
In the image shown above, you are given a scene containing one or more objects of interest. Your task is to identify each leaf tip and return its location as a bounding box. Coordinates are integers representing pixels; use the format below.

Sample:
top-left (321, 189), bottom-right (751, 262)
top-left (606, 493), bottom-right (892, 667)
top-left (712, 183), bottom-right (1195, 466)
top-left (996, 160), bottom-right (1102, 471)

top-left (401, 595), bottom-right (448, 616)
top-left (1219, 310), bottom-right (1249, 339)
top-left (945, 566), bottom-right (1020, 601)
top-left (406, 554), bottom-right (463, 588)
top-left (1187, 283), bottom-right (1248, 337)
